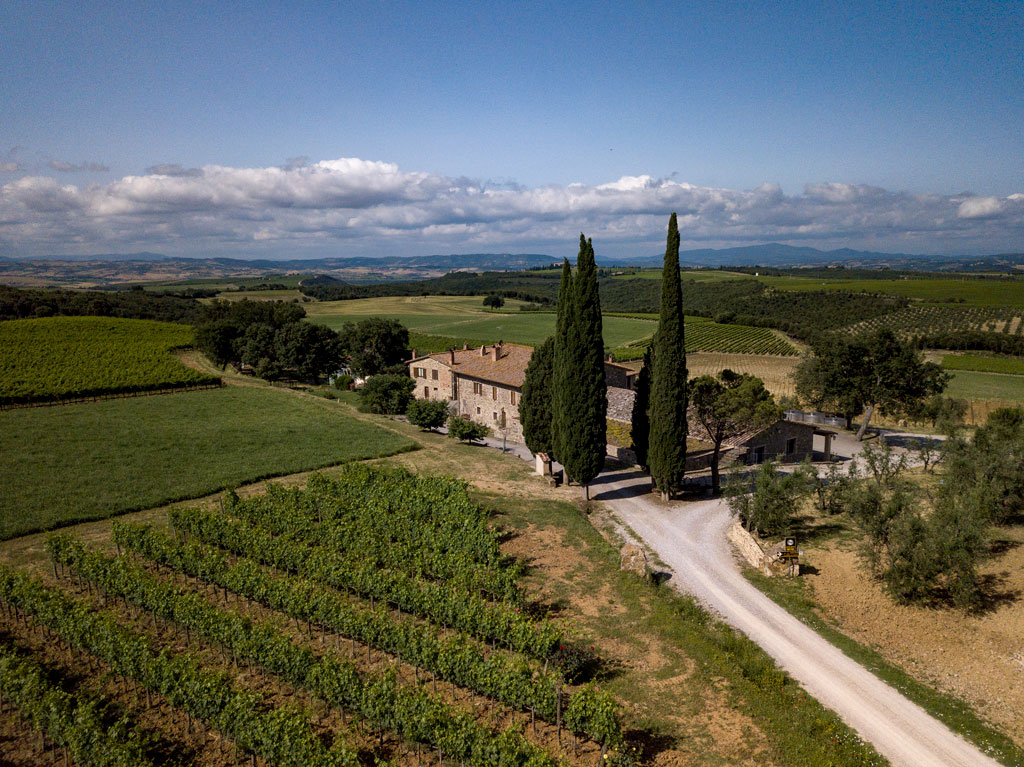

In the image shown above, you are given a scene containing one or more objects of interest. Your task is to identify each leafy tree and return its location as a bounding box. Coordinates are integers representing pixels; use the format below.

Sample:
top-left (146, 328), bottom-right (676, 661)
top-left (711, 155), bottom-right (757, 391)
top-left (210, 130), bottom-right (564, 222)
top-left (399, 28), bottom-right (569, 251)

top-left (359, 374), bottom-right (415, 415)
top-left (690, 370), bottom-right (782, 493)
top-left (910, 394), bottom-right (967, 433)
top-left (648, 213), bottom-right (689, 498)
top-left (337, 318), bottom-right (410, 377)
top-left (520, 336), bottom-right (554, 455)
top-left (446, 416), bottom-right (491, 443)
top-left (276, 321), bottom-right (344, 382)
top-left (725, 460), bottom-right (813, 537)
top-left (482, 294), bottom-right (505, 308)
top-left (795, 328), bottom-right (950, 440)
top-left (811, 461), bottom-right (853, 516)
top-left (406, 398), bottom-right (449, 431)
top-left (630, 346), bottom-right (652, 471)
top-left (553, 235), bottom-right (607, 497)
top-left (193, 318), bottom-right (239, 368)
top-left (942, 406), bottom-right (1024, 524)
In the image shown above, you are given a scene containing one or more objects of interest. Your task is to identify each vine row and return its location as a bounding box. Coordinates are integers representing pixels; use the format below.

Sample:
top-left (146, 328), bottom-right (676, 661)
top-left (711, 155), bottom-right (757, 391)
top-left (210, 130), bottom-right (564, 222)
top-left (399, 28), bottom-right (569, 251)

top-left (0, 639), bottom-right (158, 767)
top-left (0, 564), bottom-right (360, 767)
top-left (48, 535), bottom-right (567, 767)
top-left (163, 509), bottom-right (563, 658)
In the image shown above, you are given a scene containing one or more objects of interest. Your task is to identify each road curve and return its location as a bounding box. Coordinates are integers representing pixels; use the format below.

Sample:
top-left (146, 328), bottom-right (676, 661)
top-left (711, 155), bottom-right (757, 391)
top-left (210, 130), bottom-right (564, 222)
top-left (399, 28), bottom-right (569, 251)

top-left (591, 467), bottom-right (1000, 767)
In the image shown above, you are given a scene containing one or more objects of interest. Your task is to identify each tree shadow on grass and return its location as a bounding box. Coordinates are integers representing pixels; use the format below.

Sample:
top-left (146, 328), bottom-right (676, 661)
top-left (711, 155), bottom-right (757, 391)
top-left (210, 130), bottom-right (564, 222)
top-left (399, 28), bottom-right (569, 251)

top-left (622, 730), bottom-right (678, 765)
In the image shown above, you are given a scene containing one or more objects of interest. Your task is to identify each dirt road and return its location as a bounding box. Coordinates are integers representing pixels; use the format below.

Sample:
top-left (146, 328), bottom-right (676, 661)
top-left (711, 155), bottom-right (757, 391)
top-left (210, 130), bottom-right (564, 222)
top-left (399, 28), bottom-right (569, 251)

top-left (590, 467), bottom-right (1001, 767)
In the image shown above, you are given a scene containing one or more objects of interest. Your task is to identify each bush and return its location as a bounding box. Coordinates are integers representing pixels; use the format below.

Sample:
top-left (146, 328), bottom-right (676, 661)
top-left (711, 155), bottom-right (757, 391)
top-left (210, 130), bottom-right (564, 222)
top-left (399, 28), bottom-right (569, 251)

top-left (446, 416), bottom-right (490, 443)
top-left (332, 374), bottom-right (354, 390)
top-left (359, 374), bottom-right (415, 415)
top-left (483, 294), bottom-right (505, 308)
top-left (406, 398), bottom-right (449, 431)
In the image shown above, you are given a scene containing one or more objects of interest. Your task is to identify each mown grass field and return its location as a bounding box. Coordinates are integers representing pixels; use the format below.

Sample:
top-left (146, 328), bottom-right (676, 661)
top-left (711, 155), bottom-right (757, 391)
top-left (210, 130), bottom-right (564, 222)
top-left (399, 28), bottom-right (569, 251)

top-left (0, 316), bottom-right (219, 406)
top-left (942, 354), bottom-right (1024, 375)
top-left (609, 269), bottom-right (753, 281)
top-left (945, 370), bottom-right (1024, 402)
top-left (756, 275), bottom-right (1024, 306)
top-left (0, 386), bottom-right (416, 539)
top-left (305, 295), bottom-right (659, 348)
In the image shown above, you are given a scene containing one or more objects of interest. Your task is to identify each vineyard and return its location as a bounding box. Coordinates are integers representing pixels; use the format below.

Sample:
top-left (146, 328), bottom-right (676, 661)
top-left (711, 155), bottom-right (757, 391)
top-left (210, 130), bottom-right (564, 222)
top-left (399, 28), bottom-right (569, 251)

top-left (611, 321), bottom-right (797, 361)
top-left (0, 463), bottom-right (636, 767)
top-left (0, 315), bottom-right (220, 406)
top-left (844, 305), bottom-right (1024, 339)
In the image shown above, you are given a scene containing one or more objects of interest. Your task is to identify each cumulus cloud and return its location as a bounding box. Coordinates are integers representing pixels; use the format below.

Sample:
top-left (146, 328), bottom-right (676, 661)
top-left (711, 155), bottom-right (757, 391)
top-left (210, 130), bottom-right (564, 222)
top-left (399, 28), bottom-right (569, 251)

top-left (1, 157), bottom-right (1022, 257)
top-left (48, 159), bottom-right (109, 173)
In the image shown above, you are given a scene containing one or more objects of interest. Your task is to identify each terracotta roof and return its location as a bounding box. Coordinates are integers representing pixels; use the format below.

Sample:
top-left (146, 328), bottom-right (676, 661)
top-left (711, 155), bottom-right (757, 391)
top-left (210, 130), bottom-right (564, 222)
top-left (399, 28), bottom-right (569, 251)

top-left (453, 343), bottom-right (533, 388)
top-left (408, 348), bottom-right (480, 367)
top-left (687, 409), bottom-right (817, 448)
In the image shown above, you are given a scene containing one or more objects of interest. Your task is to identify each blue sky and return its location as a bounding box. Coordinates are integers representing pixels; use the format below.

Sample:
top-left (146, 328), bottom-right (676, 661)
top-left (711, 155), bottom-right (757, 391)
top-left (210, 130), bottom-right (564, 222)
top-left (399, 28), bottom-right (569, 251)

top-left (2, 0), bottom-right (1022, 259)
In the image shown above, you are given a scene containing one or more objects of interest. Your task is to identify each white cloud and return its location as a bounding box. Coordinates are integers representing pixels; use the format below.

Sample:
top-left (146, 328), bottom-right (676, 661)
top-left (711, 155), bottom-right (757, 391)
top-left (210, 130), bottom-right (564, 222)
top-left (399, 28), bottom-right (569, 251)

top-left (957, 196), bottom-right (1004, 219)
top-left (1, 157), bottom-right (1022, 257)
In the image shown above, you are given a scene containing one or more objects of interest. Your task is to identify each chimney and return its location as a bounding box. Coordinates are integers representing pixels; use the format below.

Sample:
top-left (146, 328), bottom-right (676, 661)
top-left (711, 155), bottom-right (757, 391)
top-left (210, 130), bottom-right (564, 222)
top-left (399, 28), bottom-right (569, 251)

top-left (448, 349), bottom-right (455, 365)
top-left (479, 345), bottom-right (487, 357)
top-left (411, 348), bottom-right (417, 359)
top-left (607, 354), bottom-right (614, 363)
top-left (490, 345), bottom-right (499, 362)
top-left (462, 342), bottom-right (469, 351)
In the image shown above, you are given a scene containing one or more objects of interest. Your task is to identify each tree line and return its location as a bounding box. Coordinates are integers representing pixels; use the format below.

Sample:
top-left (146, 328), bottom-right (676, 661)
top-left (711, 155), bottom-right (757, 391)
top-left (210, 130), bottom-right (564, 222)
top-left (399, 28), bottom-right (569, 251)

top-left (0, 284), bottom-right (203, 323)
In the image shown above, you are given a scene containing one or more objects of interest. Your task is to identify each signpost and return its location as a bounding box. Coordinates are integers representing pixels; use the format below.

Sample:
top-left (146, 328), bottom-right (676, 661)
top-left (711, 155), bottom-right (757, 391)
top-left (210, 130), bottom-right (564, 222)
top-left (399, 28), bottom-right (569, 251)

top-left (779, 537), bottom-right (800, 578)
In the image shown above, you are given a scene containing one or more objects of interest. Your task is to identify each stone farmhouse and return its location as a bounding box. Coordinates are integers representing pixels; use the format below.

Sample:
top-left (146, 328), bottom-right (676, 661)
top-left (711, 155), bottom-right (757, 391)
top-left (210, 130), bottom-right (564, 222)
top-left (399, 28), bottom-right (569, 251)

top-left (407, 343), bottom-right (636, 443)
top-left (606, 387), bottom-right (828, 468)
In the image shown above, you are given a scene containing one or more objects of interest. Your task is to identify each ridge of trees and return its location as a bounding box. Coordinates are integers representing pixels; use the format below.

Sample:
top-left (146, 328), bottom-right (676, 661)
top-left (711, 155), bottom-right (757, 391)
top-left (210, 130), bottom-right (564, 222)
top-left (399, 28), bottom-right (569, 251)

top-left (0, 284), bottom-right (202, 323)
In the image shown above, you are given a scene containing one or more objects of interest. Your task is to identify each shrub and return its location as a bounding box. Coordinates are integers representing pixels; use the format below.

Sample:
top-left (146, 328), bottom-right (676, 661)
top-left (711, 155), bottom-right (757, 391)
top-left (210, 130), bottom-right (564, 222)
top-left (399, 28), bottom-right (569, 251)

top-left (483, 294), bottom-right (505, 308)
top-left (332, 374), bottom-right (354, 390)
top-left (406, 399), bottom-right (449, 431)
top-left (446, 416), bottom-right (490, 443)
top-left (359, 374), bottom-right (415, 415)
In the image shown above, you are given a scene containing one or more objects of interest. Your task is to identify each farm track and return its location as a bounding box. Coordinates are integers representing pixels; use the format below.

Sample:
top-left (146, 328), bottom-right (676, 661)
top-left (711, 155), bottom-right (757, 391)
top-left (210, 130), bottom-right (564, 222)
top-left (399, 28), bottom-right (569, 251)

top-left (594, 467), bottom-right (1002, 767)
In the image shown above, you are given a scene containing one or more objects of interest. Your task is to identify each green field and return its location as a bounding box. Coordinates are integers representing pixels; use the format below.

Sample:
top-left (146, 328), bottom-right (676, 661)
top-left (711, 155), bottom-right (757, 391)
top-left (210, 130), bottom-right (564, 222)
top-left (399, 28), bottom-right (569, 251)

top-left (0, 316), bottom-right (220, 406)
top-left (944, 370), bottom-right (1024, 402)
top-left (848, 305), bottom-right (1023, 337)
top-left (610, 269), bottom-right (753, 281)
top-left (757, 275), bottom-right (1024, 306)
top-left (305, 295), bottom-right (659, 348)
top-left (942, 355), bottom-right (1024, 376)
top-left (0, 386), bottom-right (417, 539)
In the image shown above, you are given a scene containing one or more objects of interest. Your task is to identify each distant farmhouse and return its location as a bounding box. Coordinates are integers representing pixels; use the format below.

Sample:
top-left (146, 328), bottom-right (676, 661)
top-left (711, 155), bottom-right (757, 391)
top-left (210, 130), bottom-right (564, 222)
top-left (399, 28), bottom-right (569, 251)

top-left (408, 343), bottom-right (828, 465)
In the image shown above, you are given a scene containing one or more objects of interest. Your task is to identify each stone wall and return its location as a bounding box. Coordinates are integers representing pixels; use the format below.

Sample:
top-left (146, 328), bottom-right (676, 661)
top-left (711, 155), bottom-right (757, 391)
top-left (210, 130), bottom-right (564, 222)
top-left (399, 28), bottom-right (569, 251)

top-left (455, 376), bottom-right (524, 442)
top-left (409, 357), bottom-right (455, 402)
top-left (727, 520), bottom-right (771, 575)
top-left (740, 421), bottom-right (815, 464)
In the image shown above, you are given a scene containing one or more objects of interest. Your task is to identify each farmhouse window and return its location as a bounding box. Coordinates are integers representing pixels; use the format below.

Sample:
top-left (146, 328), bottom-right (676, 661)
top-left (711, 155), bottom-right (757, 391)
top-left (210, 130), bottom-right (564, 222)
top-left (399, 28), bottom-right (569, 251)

top-left (431, 369), bottom-right (438, 380)
top-left (423, 387), bottom-right (429, 398)
top-left (492, 411), bottom-right (498, 421)
top-left (414, 367), bottom-right (426, 378)
top-left (476, 407), bottom-right (481, 415)
top-left (786, 437), bottom-right (796, 455)
top-left (473, 381), bottom-right (482, 395)
top-left (492, 386), bottom-right (497, 400)
top-left (510, 391), bottom-right (517, 405)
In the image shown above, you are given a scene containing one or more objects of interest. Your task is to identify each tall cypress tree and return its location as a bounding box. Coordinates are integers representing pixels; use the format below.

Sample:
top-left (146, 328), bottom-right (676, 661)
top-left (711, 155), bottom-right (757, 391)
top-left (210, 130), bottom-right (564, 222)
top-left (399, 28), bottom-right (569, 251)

top-left (559, 234), bottom-right (607, 497)
top-left (647, 213), bottom-right (689, 498)
top-left (551, 256), bottom-right (575, 464)
top-left (631, 344), bottom-right (652, 471)
top-left (520, 336), bottom-right (554, 456)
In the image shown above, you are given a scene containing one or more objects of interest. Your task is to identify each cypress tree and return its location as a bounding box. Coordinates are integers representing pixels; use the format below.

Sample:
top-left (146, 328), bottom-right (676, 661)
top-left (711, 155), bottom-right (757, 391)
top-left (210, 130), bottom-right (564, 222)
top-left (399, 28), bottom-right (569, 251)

top-left (520, 336), bottom-right (554, 456)
top-left (648, 213), bottom-right (689, 498)
top-left (631, 344), bottom-right (652, 471)
top-left (551, 256), bottom-right (575, 464)
top-left (560, 234), bottom-right (607, 497)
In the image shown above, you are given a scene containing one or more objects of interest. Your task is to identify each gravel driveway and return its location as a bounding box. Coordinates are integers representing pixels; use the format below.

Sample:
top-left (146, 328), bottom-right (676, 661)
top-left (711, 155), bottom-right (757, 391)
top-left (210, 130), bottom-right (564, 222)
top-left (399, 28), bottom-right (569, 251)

top-left (588, 466), bottom-right (1000, 767)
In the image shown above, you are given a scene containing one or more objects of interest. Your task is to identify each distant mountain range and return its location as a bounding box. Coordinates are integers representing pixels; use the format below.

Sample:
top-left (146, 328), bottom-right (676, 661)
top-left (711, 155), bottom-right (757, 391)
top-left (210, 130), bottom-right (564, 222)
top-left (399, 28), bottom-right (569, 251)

top-left (3, 245), bottom-right (1023, 275)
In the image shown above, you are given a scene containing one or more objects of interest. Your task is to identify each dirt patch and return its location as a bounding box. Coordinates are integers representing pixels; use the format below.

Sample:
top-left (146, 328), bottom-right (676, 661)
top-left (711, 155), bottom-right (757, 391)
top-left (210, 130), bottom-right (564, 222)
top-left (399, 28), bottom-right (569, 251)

top-left (807, 528), bottom-right (1024, 745)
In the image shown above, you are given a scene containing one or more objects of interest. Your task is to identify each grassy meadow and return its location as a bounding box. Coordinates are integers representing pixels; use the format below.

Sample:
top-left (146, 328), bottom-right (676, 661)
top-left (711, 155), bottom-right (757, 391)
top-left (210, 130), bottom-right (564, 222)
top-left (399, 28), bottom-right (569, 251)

top-left (0, 386), bottom-right (416, 539)
top-left (944, 370), bottom-right (1024, 403)
top-left (305, 295), bottom-right (660, 348)
top-left (942, 354), bottom-right (1024, 375)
